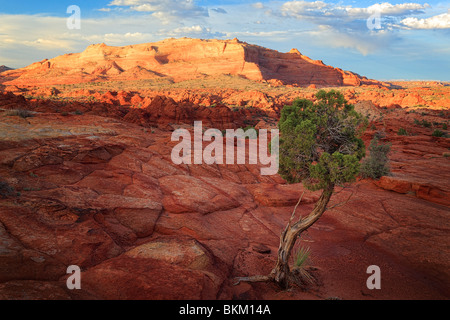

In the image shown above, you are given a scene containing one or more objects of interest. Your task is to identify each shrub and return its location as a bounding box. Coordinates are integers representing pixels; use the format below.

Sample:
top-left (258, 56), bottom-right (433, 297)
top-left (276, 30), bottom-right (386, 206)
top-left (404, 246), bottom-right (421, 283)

top-left (432, 129), bottom-right (445, 137)
top-left (443, 123), bottom-right (448, 130)
top-left (374, 130), bottom-right (386, 140)
top-left (0, 180), bottom-right (15, 198)
top-left (397, 128), bottom-right (408, 136)
top-left (360, 138), bottom-right (391, 179)
top-left (414, 119), bottom-right (432, 128)
top-left (6, 109), bottom-right (33, 118)
top-left (421, 120), bottom-right (431, 128)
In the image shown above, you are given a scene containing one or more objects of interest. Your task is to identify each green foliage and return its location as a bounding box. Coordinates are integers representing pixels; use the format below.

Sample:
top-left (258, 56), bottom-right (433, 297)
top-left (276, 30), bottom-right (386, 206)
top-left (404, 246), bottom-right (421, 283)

top-left (442, 123), bottom-right (448, 130)
top-left (432, 129), bottom-right (445, 137)
top-left (292, 243), bottom-right (314, 284)
top-left (278, 90), bottom-right (366, 191)
top-left (294, 245), bottom-right (310, 269)
top-left (414, 119), bottom-right (431, 128)
top-left (243, 125), bottom-right (258, 137)
top-left (360, 138), bottom-right (391, 179)
top-left (397, 128), bottom-right (408, 136)
top-left (373, 130), bottom-right (386, 140)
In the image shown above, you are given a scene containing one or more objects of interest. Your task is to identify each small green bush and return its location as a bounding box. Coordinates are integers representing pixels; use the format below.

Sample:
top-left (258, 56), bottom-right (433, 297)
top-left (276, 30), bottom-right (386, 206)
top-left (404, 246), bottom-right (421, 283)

top-left (421, 120), bottom-right (431, 128)
top-left (443, 123), bottom-right (448, 130)
top-left (432, 129), bottom-right (445, 137)
top-left (374, 130), bottom-right (386, 140)
top-left (360, 138), bottom-right (391, 179)
top-left (397, 128), bottom-right (408, 136)
top-left (414, 119), bottom-right (432, 128)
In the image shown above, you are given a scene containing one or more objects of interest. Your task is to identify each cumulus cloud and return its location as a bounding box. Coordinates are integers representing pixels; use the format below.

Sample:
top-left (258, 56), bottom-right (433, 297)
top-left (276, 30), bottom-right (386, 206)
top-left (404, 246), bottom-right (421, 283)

top-left (272, 1), bottom-right (441, 54)
top-left (280, 1), bottom-right (430, 21)
top-left (401, 12), bottom-right (450, 29)
top-left (303, 25), bottom-right (397, 56)
top-left (161, 25), bottom-right (225, 38)
top-left (106, 0), bottom-right (209, 22)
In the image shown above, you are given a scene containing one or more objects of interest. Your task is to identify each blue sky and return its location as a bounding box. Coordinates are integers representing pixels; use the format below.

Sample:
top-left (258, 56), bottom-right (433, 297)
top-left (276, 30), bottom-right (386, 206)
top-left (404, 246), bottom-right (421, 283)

top-left (0, 0), bottom-right (449, 81)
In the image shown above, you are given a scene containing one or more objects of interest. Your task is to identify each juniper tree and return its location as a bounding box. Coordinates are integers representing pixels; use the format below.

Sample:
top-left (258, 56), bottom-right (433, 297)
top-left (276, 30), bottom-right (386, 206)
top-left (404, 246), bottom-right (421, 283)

top-left (235, 90), bottom-right (367, 289)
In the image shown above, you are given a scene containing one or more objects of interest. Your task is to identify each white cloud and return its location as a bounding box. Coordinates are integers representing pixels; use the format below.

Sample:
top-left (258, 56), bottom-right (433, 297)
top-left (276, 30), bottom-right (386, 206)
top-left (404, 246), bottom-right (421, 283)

top-left (303, 25), bottom-right (396, 56)
top-left (280, 1), bottom-right (430, 20)
top-left (401, 12), bottom-right (450, 29)
top-left (106, 0), bottom-right (209, 21)
top-left (252, 2), bottom-right (265, 10)
top-left (161, 25), bottom-right (225, 38)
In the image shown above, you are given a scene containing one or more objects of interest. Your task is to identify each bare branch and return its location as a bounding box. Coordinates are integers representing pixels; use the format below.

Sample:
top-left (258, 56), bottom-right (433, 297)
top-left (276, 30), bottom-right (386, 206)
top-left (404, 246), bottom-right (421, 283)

top-left (290, 191), bottom-right (305, 225)
top-left (326, 189), bottom-right (355, 210)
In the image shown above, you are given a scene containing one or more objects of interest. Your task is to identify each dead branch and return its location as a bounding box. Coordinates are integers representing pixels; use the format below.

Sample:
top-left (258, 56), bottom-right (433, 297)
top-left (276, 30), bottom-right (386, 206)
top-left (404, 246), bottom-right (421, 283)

top-left (326, 189), bottom-right (355, 210)
top-left (233, 274), bottom-right (272, 286)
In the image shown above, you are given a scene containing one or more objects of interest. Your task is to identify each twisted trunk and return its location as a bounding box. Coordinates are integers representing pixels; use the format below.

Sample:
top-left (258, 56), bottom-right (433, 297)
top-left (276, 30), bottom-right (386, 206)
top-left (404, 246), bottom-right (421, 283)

top-left (271, 184), bottom-right (334, 288)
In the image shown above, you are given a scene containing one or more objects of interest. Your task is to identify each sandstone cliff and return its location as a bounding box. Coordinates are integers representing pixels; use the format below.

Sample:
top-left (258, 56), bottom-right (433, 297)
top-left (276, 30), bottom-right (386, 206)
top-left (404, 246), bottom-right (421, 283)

top-left (2, 38), bottom-right (382, 87)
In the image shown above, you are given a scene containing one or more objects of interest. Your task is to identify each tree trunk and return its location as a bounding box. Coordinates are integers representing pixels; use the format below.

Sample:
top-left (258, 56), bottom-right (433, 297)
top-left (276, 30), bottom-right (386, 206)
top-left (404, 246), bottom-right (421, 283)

top-left (271, 184), bottom-right (335, 289)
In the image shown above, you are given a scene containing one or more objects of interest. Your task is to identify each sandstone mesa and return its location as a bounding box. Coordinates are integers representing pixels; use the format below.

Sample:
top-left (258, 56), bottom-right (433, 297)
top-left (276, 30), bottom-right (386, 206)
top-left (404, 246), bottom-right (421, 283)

top-left (2, 38), bottom-right (383, 87)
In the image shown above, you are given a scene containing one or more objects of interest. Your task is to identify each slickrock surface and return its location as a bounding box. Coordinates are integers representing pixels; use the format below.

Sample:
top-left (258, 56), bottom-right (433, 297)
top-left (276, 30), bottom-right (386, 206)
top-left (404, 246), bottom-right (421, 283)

top-left (0, 90), bottom-right (448, 300)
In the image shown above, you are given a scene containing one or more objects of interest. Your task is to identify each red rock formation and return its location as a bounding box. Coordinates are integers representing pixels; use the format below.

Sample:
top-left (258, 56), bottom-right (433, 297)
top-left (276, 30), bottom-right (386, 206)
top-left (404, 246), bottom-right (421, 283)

top-left (2, 38), bottom-right (382, 87)
top-left (0, 91), bottom-right (449, 300)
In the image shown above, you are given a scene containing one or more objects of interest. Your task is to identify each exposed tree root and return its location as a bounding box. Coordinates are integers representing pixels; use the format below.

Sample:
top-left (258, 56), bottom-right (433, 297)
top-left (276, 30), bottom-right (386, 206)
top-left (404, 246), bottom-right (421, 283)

top-left (233, 274), bottom-right (273, 286)
top-left (233, 268), bottom-right (317, 289)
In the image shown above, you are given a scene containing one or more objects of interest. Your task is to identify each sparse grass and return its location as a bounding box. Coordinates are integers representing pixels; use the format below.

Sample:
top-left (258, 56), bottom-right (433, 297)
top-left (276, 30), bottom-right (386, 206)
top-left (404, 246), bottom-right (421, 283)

top-left (23, 187), bottom-right (41, 191)
top-left (292, 244), bottom-right (314, 284)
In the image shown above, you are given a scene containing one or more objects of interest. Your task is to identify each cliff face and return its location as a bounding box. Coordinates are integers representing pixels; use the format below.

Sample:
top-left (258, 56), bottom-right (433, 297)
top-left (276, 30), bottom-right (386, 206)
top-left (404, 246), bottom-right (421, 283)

top-left (2, 38), bottom-right (381, 87)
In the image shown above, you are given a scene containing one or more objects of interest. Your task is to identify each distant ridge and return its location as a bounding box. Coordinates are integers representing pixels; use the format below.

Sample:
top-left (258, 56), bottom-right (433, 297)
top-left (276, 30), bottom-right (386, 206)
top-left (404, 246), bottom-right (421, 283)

top-left (0, 65), bottom-right (13, 73)
top-left (1, 38), bottom-right (384, 87)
